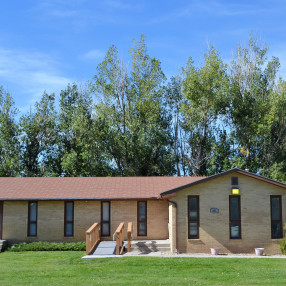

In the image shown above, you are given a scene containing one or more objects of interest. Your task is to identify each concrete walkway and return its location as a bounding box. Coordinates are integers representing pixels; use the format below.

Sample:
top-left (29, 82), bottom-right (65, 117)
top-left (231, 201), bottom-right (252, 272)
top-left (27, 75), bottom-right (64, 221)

top-left (82, 251), bottom-right (286, 259)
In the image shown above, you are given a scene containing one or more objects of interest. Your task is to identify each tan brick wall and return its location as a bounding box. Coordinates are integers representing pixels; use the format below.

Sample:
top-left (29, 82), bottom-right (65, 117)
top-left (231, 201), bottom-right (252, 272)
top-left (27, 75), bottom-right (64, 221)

top-left (2, 199), bottom-right (168, 243)
top-left (3, 201), bottom-right (101, 243)
top-left (3, 201), bottom-right (27, 242)
top-left (102, 200), bottom-right (169, 240)
top-left (172, 172), bottom-right (286, 254)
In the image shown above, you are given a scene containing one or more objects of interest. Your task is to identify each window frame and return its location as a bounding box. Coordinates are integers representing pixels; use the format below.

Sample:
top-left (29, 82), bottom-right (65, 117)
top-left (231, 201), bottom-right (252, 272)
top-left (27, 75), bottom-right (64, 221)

top-left (270, 195), bottom-right (283, 239)
top-left (101, 201), bottom-right (111, 237)
top-left (64, 201), bottom-right (74, 237)
top-left (229, 195), bottom-right (241, 239)
top-left (27, 201), bottom-right (38, 237)
top-left (188, 195), bottom-right (199, 239)
top-left (137, 201), bottom-right (147, 236)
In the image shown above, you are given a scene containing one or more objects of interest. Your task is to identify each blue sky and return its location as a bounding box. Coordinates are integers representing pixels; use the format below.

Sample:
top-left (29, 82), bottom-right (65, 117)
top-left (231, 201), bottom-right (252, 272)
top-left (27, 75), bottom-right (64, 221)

top-left (1, 0), bottom-right (286, 112)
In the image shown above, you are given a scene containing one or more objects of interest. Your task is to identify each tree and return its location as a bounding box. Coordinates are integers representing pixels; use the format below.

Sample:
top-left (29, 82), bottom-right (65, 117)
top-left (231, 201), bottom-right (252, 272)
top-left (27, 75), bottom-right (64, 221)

top-left (166, 76), bottom-right (188, 176)
top-left (0, 87), bottom-right (20, 176)
top-left (181, 46), bottom-right (229, 176)
top-left (92, 35), bottom-right (175, 176)
top-left (19, 92), bottom-right (58, 176)
top-left (59, 83), bottom-right (111, 176)
top-left (229, 36), bottom-right (281, 174)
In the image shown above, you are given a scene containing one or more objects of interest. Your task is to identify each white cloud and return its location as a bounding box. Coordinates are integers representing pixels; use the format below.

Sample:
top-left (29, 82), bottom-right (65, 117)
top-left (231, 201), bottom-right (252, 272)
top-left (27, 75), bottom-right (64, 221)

top-left (83, 49), bottom-right (105, 60)
top-left (0, 47), bottom-right (72, 112)
top-left (150, 1), bottom-right (280, 24)
top-left (104, 0), bottom-right (140, 10)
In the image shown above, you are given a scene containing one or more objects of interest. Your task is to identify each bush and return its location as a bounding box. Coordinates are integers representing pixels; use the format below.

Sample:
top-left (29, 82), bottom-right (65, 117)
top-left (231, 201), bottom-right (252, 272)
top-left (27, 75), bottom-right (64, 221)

top-left (7, 241), bottom-right (86, 252)
top-left (281, 239), bottom-right (286, 255)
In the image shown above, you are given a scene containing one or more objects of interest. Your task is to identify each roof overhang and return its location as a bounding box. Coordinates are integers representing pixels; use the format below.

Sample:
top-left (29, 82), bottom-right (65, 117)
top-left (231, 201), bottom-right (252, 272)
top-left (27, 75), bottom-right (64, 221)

top-left (160, 168), bottom-right (286, 197)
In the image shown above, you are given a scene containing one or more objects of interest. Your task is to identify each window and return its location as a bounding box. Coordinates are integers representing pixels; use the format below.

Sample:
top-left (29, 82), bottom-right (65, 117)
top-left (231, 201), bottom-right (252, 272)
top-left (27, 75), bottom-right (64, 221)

top-left (271, 196), bottom-right (283, 239)
top-left (101, 201), bottom-right (110, 236)
top-left (28, 201), bottom-right (37, 237)
top-left (188, 196), bottom-right (199, 239)
top-left (229, 196), bottom-right (241, 239)
top-left (231, 177), bottom-right (238, 186)
top-left (0, 201), bottom-right (3, 239)
top-left (137, 201), bottom-right (147, 236)
top-left (64, 201), bottom-right (74, 237)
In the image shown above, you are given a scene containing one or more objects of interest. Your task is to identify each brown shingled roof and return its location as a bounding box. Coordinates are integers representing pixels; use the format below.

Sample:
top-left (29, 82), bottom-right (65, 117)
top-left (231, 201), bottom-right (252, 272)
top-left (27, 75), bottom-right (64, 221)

top-left (0, 176), bottom-right (205, 200)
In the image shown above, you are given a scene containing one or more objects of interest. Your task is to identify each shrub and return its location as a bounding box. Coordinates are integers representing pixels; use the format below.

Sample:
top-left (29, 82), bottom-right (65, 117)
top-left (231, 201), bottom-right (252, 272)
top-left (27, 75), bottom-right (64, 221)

top-left (280, 238), bottom-right (286, 255)
top-left (7, 241), bottom-right (86, 252)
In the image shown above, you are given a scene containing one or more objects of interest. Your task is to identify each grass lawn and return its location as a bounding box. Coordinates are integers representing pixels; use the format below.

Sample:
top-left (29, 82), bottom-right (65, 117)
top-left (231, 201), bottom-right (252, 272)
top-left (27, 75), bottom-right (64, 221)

top-left (0, 252), bottom-right (286, 285)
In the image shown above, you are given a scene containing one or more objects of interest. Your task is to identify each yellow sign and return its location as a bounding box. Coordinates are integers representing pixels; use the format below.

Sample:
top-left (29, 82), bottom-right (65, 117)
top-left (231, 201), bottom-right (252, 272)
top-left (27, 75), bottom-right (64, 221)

top-left (232, 188), bottom-right (240, 195)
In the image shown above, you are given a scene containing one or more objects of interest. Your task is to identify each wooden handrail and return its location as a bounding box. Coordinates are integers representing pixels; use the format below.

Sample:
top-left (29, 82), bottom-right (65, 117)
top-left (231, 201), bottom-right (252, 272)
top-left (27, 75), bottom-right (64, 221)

top-left (86, 222), bottom-right (100, 255)
top-left (127, 222), bottom-right (133, 252)
top-left (114, 222), bottom-right (124, 255)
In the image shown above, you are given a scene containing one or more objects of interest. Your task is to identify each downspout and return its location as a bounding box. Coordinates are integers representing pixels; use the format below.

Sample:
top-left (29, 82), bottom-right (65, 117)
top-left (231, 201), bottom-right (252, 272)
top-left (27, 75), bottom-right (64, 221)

top-left (160, 196), bottom-right (178, 253)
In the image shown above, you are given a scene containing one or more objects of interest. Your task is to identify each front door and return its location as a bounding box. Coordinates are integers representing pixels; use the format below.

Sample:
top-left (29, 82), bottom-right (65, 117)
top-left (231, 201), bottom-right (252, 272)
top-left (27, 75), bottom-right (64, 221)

top-left (0, 201), bottom-right (3, 239)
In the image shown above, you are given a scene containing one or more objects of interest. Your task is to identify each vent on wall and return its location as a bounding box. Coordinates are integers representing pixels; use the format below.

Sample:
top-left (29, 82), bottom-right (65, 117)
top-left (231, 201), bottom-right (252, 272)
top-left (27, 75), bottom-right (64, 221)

top-left (231, 176), bottom-right (238, 186)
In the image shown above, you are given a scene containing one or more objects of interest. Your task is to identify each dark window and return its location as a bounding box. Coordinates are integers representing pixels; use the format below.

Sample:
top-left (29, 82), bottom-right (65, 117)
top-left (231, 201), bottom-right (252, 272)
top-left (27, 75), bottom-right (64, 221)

top-left (137, 201), bottom-right (147, 236)
top-left (0, 201), bottom-right (3, 239)
top-left (231, 177), bottom-right (238, 186)
top-left (101, 201), bottom-right (110, 236)
top-left (28, 201), bottom-right (37, 237)
top-left (188, 196), bottom-right (199, 239)
top-left (64, 201), bottom-right (74, 237)
top-left (229, 196), bottom-right (241, 239)
top-left (271, 196), bottom-right (283, 239)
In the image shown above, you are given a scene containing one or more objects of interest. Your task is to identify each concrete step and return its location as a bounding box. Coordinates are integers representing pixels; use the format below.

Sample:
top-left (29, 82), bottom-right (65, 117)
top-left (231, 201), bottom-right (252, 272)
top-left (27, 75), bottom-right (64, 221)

top-left (130, 240), bottom-right (170, 253)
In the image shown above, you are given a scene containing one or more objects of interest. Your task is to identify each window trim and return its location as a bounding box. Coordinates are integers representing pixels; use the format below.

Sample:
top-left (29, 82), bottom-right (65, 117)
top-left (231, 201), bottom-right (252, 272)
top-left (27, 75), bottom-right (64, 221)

top-left (137, 201), bottom-right (147, 236)
top-left (270, 195), bottom-right (283, 239)
top-left (229, 195), bottom-right (241, 239)
top-left (64, 201), bottom-right (74, 237)
top-left (188, 195), bottom-right (199, 239)
top-left (27, 201), bottom-right (38, 237)
top-left (101, 201), bottom-right (110, 237)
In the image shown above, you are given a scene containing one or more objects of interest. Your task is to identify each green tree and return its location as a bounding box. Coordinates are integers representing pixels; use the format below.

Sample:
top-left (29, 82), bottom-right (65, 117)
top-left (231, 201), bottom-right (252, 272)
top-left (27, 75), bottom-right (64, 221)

top-left (92, 35), bottom-right (175, 176)
top-left (19, 92), bottom-right (58, 176)
top-left (181, 46), bottom-right (229, 176)
top-left (166, 76), bottom-right (189, 176)
top-left (229, 36), bottom-right (281, 174)
top-left (261, 78), bottom-right (286, 181)
top-left (59, 83), bottom-right (111, 176)
top-left (0, 87), bottom-right (20, 176)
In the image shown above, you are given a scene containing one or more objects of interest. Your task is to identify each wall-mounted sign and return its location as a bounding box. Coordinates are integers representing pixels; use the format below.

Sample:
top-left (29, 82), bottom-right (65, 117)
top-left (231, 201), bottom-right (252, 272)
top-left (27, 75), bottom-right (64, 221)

top-left (210, 208), bottom-right (219, 213)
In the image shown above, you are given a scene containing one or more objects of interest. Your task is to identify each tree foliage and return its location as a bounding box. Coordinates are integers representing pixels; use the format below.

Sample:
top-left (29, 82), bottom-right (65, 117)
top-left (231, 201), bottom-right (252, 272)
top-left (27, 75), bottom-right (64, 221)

top-left (1, 35), bottom-right (286, 180)
top-left (92, 35), bottom-right (174, 176)
top-left (0, 87), bottom-right (20, 176)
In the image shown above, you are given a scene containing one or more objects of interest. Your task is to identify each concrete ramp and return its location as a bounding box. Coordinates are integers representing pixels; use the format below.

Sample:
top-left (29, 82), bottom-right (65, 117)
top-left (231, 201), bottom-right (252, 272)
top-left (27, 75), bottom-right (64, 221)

top-left (91, 241), bottom-right (116, 255)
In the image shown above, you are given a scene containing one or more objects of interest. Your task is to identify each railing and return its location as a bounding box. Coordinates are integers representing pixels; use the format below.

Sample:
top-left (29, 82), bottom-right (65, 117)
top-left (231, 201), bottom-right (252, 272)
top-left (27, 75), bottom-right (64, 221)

top-left (86, 222), bottom-right (100, 255)
top-left (127, 222), bottom-right (133, 252)
top-left (114, 222), bottom-right (124, 255)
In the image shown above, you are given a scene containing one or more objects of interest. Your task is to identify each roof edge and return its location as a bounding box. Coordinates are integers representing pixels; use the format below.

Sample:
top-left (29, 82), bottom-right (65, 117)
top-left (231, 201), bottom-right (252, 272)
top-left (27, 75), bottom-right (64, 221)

top-left (0, 197), bottom-right (160, 201)
top-left (160, 168), bottom-right (286, 196)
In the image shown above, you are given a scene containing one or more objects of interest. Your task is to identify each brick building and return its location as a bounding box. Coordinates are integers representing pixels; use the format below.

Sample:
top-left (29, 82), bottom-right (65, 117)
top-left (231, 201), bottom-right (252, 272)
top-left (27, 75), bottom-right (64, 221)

top-left (0, 168), bottom-right (285, 254)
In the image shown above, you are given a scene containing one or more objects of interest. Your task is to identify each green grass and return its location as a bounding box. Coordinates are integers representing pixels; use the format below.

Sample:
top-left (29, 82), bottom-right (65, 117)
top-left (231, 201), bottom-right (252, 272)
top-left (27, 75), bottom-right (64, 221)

top-left (0, 252), bottom-right (286, 285)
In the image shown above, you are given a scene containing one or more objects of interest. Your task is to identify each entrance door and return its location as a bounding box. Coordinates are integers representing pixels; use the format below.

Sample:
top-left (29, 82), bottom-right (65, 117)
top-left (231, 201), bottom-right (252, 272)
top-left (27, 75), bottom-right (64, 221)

top-left (101, 201), bottom-right (110, 236)
top-left (0, 201), bottom-right (3, 239)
